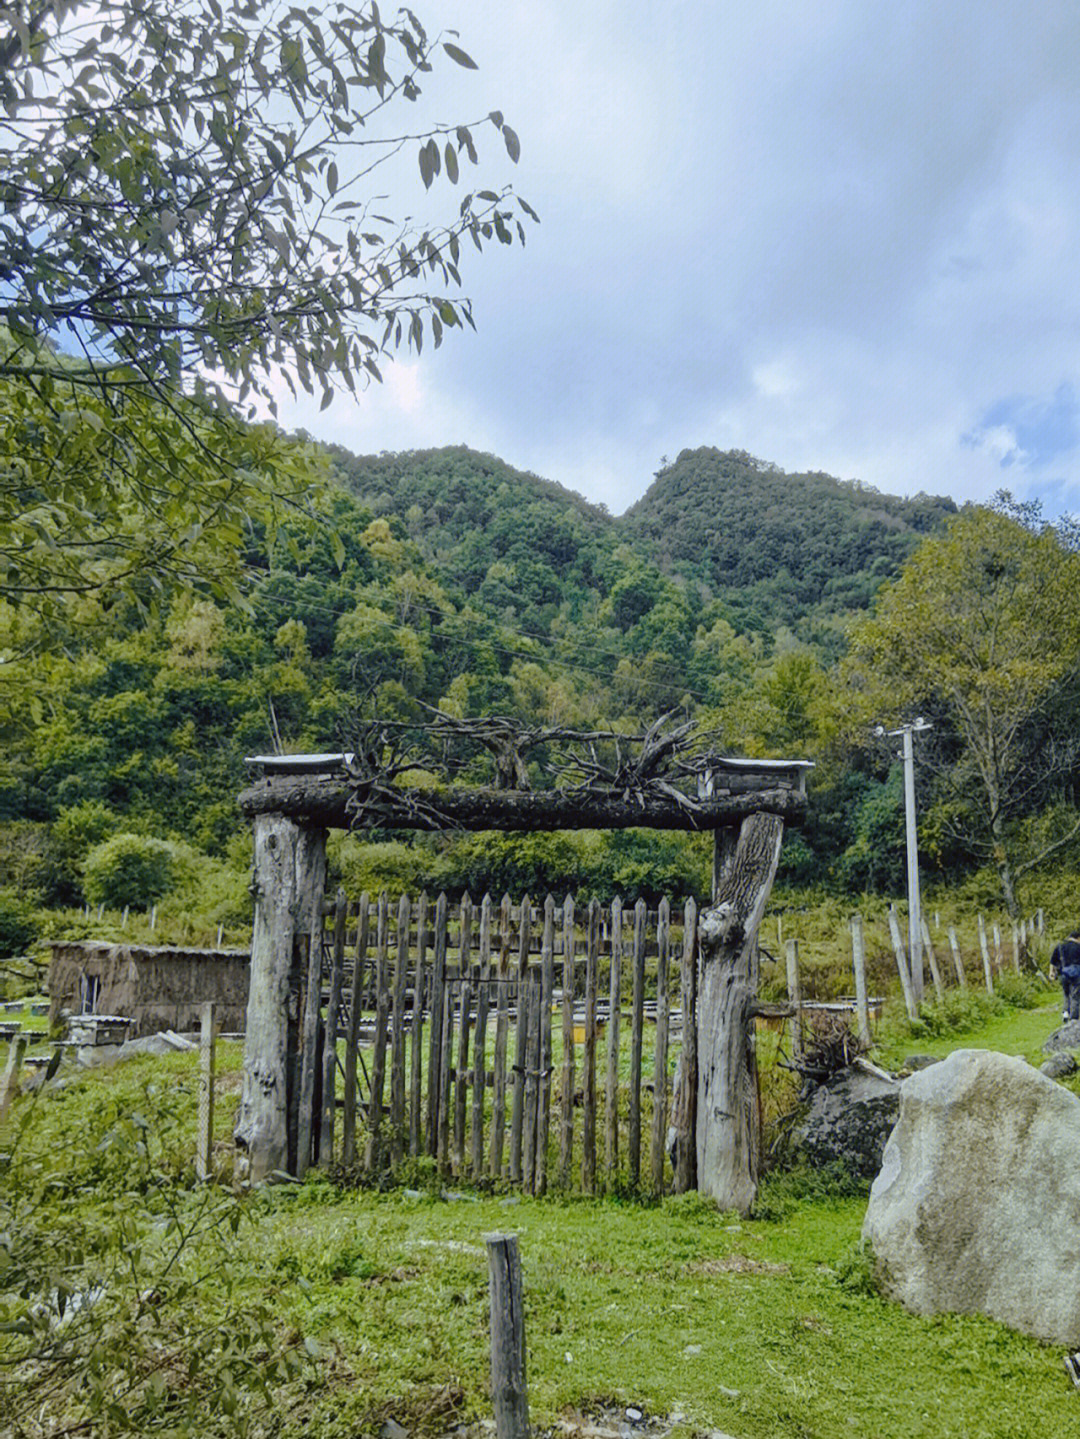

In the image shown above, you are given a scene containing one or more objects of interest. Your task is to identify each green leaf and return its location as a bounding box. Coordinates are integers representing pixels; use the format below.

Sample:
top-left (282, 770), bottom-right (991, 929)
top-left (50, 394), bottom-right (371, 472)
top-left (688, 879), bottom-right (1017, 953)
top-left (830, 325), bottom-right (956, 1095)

top-left (442, 42), bottom-right (478, 69)
top-left (503, 126), bottom-right (520, 163)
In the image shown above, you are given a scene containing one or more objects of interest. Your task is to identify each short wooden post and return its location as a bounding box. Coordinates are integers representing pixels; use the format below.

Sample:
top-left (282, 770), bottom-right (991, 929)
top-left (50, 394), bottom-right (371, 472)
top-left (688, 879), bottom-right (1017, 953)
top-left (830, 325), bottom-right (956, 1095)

top-left (977, 914), bottom-right (994, 995)
top-left (887, 905), bottom-right (918, 1021)
top-left (919, 917), bottom-right (945, 1003)
top-left (784, 938), bottom-right (803, 1065)
top-left (0, 1034), bottom-right (27, 1124)
top-left (485, 1233), bottom-right (530, 1439)
top-left (1012, 923), bottom-right (1022, 974)
top-left (850, 914), bottom-right (871, 1049)
top-left (196, 1001), bottom-right (217, 1182)
top-left (992, 922), bottom-right (1003, 975)
top-left (947, 926), bottom-right (967, 988)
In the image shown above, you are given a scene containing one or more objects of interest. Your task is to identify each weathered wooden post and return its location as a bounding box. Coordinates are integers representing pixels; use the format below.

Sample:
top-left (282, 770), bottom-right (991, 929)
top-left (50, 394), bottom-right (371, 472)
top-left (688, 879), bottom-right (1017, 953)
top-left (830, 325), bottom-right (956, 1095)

top-left (919, 916), bottom-right (945, 1003)
top-left (0, 1034), bottom-right (27, 1124)
top-left (947, 925), bottom-right (967, 987)
top-left (977, 914), bottom-right (994, 995)
top-left (887, 905), bottom-right (918, 1021)
top-left (850, 914), bottom-right (872, 1049)
top-left (784, 937), bottom-right (803, 1066)
top-left (196, 1001), bottom-right (216, 1182)
top-left (234, 804), bottom-right (327, 1182)
top-left (485, 1232), bottom-right (530, 1439)
top-left (696, 813), bottom-right (784, 1215)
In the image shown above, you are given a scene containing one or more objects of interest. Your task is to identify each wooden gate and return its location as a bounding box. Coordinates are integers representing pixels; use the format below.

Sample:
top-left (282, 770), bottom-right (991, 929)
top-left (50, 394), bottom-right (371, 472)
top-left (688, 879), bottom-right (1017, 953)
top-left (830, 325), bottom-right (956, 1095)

top-left (295, 890), bottom-right (698, 1195)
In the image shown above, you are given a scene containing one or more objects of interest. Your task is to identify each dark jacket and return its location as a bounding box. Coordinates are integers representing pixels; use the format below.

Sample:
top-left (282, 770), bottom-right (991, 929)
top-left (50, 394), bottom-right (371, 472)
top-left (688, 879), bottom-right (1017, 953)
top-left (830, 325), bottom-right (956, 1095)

top-left (1051, 938), bottom-right (1080, 977)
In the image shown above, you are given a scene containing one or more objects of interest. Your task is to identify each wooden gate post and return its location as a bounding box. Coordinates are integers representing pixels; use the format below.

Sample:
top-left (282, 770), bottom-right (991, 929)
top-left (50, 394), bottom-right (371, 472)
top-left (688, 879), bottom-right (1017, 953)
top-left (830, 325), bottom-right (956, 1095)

top-left (696, 812), bottom-right (784, 1215)
top-left (234, 813), bottom-right (327, 1182)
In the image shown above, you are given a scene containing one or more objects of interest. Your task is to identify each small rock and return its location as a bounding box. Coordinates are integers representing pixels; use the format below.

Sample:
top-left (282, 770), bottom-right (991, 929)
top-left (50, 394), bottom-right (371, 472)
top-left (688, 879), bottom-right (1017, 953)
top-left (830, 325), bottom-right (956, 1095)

top-left (381, 1421), bottom-right (409, 1439)
top-left (900, 1055), bottom-right (941, 1071)
top-left (1043, 1019), bottom-right (1080, 1053)
top-left (682, 1343), bottom-right (702, 1356)
top-left (1040, 1052), bottom-right (1077, 1079)
top-left (402, 1189), bottom-right (422, 1200)
top-left (500, 1195), bottom-right (521, 1206)
top-left (625, 1407), bottom-right (643, 1424)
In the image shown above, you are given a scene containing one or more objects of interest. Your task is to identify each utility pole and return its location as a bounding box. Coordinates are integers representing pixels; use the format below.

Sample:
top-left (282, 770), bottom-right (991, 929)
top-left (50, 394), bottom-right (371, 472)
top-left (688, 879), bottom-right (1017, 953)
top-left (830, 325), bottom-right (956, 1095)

top-left (876, 719), bottom-right (932, 1005)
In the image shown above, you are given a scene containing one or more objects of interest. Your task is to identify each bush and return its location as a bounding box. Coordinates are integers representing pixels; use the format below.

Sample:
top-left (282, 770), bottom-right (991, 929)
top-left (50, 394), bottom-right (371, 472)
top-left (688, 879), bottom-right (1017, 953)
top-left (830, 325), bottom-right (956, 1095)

top-left (83, 833), bottom-right (174, 911)
top-left (0, 886), bottom-right (38, 957)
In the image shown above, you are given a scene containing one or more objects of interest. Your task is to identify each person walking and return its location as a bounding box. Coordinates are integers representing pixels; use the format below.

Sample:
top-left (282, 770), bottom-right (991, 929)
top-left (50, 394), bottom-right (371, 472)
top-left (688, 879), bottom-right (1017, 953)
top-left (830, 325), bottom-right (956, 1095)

top-left (1050, 929), bottom-right (1080, 1022)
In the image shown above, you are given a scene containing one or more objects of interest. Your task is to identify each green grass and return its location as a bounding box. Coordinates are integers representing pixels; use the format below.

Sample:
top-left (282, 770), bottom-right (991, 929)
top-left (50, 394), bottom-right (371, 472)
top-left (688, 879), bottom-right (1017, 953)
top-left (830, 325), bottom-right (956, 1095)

top-left (4, 983), bottom-right (1079, 1439)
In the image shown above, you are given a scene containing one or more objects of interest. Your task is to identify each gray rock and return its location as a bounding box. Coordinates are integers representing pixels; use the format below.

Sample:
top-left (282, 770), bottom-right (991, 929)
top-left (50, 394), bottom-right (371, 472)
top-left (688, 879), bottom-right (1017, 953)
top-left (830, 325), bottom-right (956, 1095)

top-left (1043, 1019), bottom-right (1080, 1053)
top-left (864, 1049), bottom-right (1080, 1345)
top-left (791, 1065), bottom-right (901, 1178)
top-left (1040, 1052), bottom-right (1077, 1079)
top-left (900, 1054), bottom-right (941, 1071)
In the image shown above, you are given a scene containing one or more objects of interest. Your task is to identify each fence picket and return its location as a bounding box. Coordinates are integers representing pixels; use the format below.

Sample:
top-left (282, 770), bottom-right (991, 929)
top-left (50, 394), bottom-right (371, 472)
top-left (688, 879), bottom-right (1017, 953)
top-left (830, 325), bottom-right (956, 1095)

top-left (629, 898), bottom-right (646, 1187)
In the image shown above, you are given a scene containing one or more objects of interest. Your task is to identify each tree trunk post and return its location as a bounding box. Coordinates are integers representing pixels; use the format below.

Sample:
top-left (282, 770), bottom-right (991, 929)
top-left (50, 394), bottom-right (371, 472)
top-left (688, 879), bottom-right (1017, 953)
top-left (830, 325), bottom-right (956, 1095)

top-left (235, 814), bottom-right (327, 1182)
top-left (850, 914), bottom-right (872, 1049)
top-left (696, 812), bottom-right (784, 1215)
top-left (485, 1233), bottom-right (530, 1439)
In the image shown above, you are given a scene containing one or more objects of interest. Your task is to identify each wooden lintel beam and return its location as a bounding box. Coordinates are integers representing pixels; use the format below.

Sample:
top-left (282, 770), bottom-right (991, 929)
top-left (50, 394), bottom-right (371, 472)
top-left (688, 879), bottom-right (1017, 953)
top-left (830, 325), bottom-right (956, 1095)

top-left (237, 777), bottom-right (807, 832)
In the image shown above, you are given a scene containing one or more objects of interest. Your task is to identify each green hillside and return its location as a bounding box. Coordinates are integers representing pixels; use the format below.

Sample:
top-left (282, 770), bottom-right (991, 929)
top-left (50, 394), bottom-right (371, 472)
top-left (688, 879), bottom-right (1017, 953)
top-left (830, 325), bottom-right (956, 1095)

top-left (623, 447), bottom-right (957, 634)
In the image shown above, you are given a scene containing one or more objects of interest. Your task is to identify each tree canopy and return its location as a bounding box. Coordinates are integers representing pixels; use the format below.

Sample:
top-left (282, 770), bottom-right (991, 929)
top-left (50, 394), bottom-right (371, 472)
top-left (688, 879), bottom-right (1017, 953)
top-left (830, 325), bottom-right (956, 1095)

top-left (841, 502), bottom-right (1080, 913)
top-left (0, 1), bottom-right (534, 618)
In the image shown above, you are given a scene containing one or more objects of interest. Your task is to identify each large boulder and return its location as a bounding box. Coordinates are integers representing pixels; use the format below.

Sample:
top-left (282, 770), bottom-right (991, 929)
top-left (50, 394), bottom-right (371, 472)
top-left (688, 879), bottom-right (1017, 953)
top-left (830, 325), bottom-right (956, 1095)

top-left (864, 1049), bottom-right (1080, 1344)
top-left (791, 1065), bottom-right (901, 1179)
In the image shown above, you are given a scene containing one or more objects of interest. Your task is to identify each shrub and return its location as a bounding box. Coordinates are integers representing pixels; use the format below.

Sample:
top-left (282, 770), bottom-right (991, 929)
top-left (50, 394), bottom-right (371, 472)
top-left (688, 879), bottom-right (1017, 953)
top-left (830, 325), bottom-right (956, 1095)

top-left (82, 833), bottom-right (174, 911)
top-left (0, 886), bottom-right (38, 957)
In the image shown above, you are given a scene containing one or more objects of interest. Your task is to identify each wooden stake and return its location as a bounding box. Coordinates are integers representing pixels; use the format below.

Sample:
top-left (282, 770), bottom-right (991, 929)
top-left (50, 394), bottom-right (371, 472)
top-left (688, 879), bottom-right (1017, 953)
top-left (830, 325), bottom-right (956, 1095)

top-left (485, 1233), bottom-right (530, 1439)
top-left (342, 893), bottom-right (369, 1168)
top-left (650, 897), bottom-right (671, 1196)
top-left (471, 895), bottom-right (493, 1180)
top-left (196, 1001), bottom-right (216, 1182)
top-left (785, 938), bottom-right (803, 1065)
top-left (920, 916), bottom-right (945, 1003)
top-left (410, 893), bottom-right (428, 1158)
top-left (509, 894), bottom-right (531, 1183)
top-left (428, 893), bottom-right (448, 1158)
top-left (977, 914), bottom-right (994, 995)
top-left (673, 896), bottom-right (698, 1194)
top-left (318, 888), bottom-right (347, 1167)
top-left (558, 895), bottom-right (575, 1188)
top-left (581, 898), bottom-right (599, 1194)
top-left (604, 896), bottom-right (623, 1183)
top-left (947, 925), bottom-right (966, 988)
top-left (629, 898), bottom-right (646, 1187)
top-left (850, 914), bottom-right (872, 1049)
top-left (887, 905), bottom-right (918, 1021)
top-left (536, 896), bottom-right (555, 1196)
top-left (0, 1034), bottom-right (27, 1124)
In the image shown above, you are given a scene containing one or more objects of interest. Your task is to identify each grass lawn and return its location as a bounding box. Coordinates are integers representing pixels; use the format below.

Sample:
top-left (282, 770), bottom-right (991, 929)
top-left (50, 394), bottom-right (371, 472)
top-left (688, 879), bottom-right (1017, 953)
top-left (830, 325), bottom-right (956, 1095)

top-left (2, 987), bottom-right (1077, 1439)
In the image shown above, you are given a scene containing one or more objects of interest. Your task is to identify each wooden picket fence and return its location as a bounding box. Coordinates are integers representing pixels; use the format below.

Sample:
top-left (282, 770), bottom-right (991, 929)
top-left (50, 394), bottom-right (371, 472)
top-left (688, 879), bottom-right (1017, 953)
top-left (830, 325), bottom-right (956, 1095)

top-left (295, 891), bottom-right (698, 1194)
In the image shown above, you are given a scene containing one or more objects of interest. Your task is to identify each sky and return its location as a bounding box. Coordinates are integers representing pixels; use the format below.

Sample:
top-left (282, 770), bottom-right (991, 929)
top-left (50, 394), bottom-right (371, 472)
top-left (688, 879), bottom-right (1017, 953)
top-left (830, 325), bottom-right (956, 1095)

top-left (263, 0), bottom-right (1080, 518)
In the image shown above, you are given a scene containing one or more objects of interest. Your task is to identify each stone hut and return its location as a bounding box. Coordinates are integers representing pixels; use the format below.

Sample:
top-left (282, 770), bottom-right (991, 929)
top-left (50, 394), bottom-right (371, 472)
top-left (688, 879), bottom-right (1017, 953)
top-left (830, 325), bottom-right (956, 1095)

top-left (47, 940), bottom-right (250, 1037)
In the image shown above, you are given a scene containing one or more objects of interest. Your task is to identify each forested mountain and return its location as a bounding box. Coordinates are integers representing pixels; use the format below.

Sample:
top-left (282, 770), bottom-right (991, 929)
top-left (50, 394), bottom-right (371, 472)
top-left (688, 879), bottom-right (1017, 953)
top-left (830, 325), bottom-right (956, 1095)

top-left (7, 432), bottom-right (1075, 938)
top-left (623, 448), bottom-right (957, 635)
top-left (332, 444), bottom-right (957, 645)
